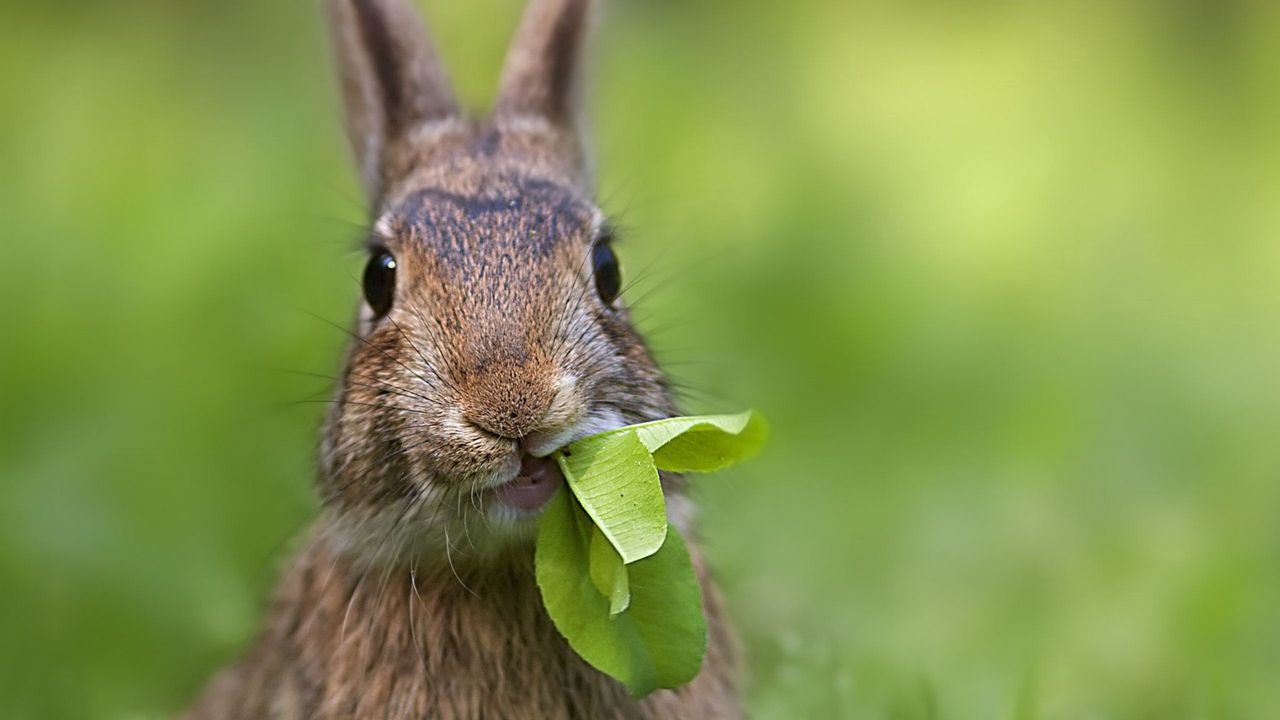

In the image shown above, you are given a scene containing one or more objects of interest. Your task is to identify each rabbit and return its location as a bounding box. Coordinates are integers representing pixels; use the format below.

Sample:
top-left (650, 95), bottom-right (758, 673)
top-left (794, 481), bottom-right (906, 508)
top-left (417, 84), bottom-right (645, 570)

top-left (180, 0), bottom-right (742, 718)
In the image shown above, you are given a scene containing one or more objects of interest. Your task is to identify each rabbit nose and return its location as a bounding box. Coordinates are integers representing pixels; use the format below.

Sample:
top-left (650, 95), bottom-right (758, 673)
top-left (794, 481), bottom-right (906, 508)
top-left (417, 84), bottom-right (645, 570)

top-left (459, 357), bottom-right (557, 440)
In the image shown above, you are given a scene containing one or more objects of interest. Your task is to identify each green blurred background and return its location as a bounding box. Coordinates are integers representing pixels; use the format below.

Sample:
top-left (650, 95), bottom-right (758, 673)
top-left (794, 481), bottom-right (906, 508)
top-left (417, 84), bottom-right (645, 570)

top-left (2, 0), bottom-right (1279, 717)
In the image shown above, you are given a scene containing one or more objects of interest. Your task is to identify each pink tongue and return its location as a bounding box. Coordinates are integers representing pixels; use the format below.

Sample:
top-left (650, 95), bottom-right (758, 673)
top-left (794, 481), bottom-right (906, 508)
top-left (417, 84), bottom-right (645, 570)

top-left (495, 455), bottom-right (564, 511)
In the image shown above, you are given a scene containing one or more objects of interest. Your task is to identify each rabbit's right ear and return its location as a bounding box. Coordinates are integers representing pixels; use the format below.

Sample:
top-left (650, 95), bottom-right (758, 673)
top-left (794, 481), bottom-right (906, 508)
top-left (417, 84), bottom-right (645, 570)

top-left (328, 0), bottom-right (458, 204)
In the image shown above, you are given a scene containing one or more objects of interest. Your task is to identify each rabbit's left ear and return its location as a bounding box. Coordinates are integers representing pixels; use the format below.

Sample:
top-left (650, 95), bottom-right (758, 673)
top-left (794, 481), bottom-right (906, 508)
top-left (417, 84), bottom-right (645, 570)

top-left (328, 0), bottom-right (459, 204)
top-left (494, 0), bottom-right (596, 179)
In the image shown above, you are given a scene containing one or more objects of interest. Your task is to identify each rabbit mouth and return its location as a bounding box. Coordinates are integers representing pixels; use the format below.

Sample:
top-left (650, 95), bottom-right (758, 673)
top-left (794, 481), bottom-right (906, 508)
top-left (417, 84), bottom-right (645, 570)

top-left (491, 454), bottom-right (564, 512)
top-left (482, 407), bottom-right (632, 515)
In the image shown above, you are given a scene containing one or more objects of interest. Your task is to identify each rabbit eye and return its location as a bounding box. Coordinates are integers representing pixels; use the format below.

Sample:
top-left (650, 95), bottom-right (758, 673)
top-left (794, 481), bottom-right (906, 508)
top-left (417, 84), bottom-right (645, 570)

top-left (592, 242), bottom-right (621, 306)
top-left (362, 249), bottom-right (397, 318)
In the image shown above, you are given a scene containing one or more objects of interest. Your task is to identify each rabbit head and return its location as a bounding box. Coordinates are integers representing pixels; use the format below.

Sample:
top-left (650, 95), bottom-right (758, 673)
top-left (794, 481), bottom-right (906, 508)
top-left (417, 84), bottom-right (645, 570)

top-left (318, 0), bottom-right (675, 561)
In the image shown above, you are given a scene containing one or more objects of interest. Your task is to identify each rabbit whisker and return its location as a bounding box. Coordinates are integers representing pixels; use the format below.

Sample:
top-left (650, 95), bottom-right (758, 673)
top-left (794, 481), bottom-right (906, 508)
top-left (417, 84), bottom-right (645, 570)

top-left (442, 526), bottom-right (480, 598)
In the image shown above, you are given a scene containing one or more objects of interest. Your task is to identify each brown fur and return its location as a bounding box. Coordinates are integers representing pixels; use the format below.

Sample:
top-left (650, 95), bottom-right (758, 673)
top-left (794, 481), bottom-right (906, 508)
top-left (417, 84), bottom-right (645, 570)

top-left (184, 524), bottom-right (737, 720)
top-left (183, 0), bottom-right (741, 717)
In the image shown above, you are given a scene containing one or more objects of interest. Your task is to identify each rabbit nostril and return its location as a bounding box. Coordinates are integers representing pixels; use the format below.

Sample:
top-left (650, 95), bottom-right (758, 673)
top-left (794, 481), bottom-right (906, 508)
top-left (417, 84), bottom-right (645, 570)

top-left (464, 417), bottom-right (515, 443)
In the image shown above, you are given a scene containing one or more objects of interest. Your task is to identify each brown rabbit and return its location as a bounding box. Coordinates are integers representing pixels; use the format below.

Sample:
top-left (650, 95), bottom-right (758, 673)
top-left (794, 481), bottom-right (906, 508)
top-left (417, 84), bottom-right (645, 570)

top-left (181, 0), bottom-right (741, 718)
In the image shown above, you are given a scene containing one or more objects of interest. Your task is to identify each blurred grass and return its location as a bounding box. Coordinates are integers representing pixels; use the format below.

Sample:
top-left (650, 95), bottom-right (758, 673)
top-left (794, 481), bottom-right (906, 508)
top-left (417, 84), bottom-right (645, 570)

top-left (2, 0), bottom-right (1279, 717)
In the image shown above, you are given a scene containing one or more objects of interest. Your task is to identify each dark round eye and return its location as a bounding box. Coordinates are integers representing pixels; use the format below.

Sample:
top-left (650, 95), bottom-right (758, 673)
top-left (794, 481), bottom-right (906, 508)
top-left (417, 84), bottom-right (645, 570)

top-left (362, 249), bottom-right (396, 318)
top-left (592, 242), bottom-right (622, 306)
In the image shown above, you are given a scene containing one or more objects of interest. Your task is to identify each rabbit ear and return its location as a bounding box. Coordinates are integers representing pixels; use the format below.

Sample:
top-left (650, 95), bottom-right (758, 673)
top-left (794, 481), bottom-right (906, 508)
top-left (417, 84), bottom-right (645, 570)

top-left (328, 0), bottom-right (459, 203)
top-left (494, 0), bottom-right (594, 162)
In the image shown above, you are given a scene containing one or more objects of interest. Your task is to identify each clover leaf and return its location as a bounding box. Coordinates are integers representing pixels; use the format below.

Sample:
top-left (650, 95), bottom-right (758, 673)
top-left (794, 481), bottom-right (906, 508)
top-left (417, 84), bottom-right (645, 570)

top-left (556, 430), bottom-right (667, 564)
top-left (536, 489), bottom-right (704, 696)
top-left (534, 410), bottom-right (767, 696)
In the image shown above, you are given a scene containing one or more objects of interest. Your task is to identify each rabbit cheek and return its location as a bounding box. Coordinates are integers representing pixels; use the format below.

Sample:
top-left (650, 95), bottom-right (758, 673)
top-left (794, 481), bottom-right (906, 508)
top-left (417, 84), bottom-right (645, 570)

top-left (319, 404), bottom-right (415, 510)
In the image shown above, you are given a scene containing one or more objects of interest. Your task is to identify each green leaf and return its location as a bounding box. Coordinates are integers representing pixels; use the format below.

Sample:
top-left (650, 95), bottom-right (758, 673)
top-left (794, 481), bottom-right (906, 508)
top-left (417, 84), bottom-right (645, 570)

top-left (601, 410), bottom-right (770, 473)
top-left (536, 410), bottom-right (766, 695)
top-left (536, 488), bottom-right (707, 697)
top-left (555, 431), bottom-right (667, 564)
top-left (589, 524), bottom-right (631, 615)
